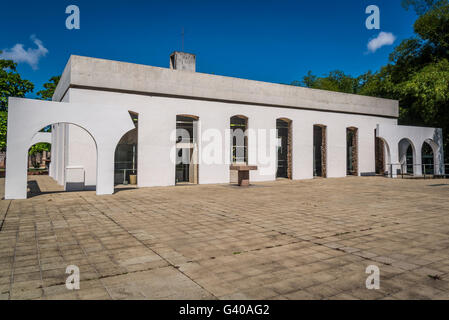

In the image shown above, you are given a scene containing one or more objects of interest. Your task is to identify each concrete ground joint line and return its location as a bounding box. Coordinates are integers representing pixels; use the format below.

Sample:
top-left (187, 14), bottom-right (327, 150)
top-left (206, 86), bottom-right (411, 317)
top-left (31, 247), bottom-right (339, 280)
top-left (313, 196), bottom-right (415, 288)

top-left (0, 200), bottom-right (12, 232)
top-left (78, 194), bottom-right (219, 300)
top-left (33, 220), bottom-right (45, 297)
top-left (227, 209), bottom-right (407, 273)
top-left (8, 229), bottom-right (19, 300)
top-left (55, 194), bottom-right (115, 300)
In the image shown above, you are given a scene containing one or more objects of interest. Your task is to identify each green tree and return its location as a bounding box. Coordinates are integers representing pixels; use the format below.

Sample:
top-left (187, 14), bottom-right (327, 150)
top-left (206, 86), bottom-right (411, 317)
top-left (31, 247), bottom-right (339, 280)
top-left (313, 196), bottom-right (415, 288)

top-left (391, 1), bottom-right (449, 158)
top-left (37, 75), bottom-right (60, 100)
top-left (28, 142), bottom-right (51, 169)
top-left (0, 111), bottom-right (7, 151)
top-left (28, 142), bottom-right (51, 156)
top-left (0, 54), bottom-right (34, 112)
top-left (295, 70), bottom-right (376, 95)
top-left (0, 54), bottom-right (34, 151)
top-left (402, 0), bottom-right (442, 14)
top-left (294, 0), bottom-right (449, 161)
top-left (414, 2), bottom-right (449, 54)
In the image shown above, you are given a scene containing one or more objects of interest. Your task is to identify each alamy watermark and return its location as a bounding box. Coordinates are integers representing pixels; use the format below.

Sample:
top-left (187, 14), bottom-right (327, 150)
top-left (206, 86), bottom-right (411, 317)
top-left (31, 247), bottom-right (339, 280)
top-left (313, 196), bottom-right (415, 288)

top-left (365, 265), bottom-right (380, 290)
top-left (66, 5), bottom-right (80, 30)
top-left (66, 265), bottom-right (80, 290)
top-left (171, 127), bottom-right (278, 176)
top-left (365, 5), bottom-right (380, 30)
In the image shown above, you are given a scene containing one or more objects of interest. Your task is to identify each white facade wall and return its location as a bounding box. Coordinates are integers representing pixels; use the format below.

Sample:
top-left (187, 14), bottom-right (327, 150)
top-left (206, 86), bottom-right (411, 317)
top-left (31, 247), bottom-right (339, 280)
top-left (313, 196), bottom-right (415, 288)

top-left (67, 125), bottom-right (97, 188)
top-left (5, 98), bottom-right (135, 199)
top-left (6, 56), bottom-right (444, 200)
top-left (376, 124), bottom-right (445, 176)
top-left (55, 88), bottom-right (398, 188)
top-left (49, 89), bottom-right (97, 189)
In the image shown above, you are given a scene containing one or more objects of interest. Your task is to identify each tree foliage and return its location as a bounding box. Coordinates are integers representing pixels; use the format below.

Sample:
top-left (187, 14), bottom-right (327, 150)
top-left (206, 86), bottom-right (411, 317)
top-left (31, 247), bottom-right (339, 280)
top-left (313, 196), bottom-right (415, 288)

top-left (28, 142), bottom-right (51, 156)
top-left (0, 111), bottom-right (7, 151)
top-left (37, 76), bottom-right (60, 100)
top-left (294, 0), bottom-right (449, 161)
top-left (0, 54), bottom-right (34, 112)
top-left (0, 54), bottom-right (34, 151)
top-left (294, 70), bottom-right (376, 95)
top-left (402, 0), bottom-right (442, 14)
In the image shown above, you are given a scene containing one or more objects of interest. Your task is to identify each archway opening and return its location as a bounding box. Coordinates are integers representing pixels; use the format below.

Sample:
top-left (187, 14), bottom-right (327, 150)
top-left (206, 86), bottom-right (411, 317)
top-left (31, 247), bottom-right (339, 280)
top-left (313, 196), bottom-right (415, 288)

top-left (313, 125), bottom-right (327, 177)
top-left (422, 141), bottom-right (435, 175)
top-left (114, 112), bottom-right (138, 186)
top-left (398, 138), bottom-right (415, 175)
top-left (346, 127), bottom-right (358, 176)
top-left (28, 123), bottom-right (97, 196)
top-left (230, 115), bottom-right (248, 164)
top-left (114, 131), bottom-right (138, 186)
top-left (230, 115), bottom-right (248, 184)
top-left (176, 115), bottom-right (199, 184)
top-left (276, 118), bottom-right (292, 179)
top-left (28, 143), bottom-right (51, 174)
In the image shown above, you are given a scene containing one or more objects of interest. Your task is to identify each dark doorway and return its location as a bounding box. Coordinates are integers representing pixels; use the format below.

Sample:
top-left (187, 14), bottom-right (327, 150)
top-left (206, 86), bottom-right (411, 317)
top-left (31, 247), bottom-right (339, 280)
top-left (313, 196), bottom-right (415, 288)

top-left (406, 145), bottom-right (414, 174)
top-left (422, 142), bottom-right (434, 175)
top-left (313, 125), bottom-right (326, 177)
top-left (276, 119), bottom-right (291, 179)
top-left (176, 115), bottom-right (199, 184)
top-left (346, 127), bottom-right (358, 176)
top-left (375, 136), bottom-right (385, 175)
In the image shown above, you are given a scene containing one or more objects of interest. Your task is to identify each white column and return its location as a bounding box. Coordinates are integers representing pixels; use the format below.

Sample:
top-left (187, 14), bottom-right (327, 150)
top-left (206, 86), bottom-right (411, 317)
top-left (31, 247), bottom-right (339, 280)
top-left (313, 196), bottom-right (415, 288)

top-left (49, 124), bottom-right (56, 179)
top-left (5, 146), bottom-right (28, 199)
top-left (292, 121), bottom-right (313, 180)
top-left (138, 109), bottom-right (176, 187)
top-left (358, 126), bottom-right (375, 176)
top-left (248, 116), bottom-right (276, 182)
top-left (390, 141), bottom-right (399, 178)
top-left (326, 124), bottom-right (346, 178)
top-left (414, 143), bottom-right (423, 176)
top-left (96, 144), bottom-right (115, 195)
top-left (199, 113), bottom-right (229, 184)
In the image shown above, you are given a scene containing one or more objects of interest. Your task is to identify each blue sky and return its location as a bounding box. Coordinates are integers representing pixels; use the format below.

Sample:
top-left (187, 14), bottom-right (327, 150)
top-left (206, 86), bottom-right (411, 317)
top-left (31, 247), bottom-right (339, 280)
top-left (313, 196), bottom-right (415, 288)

top-left (0, 0), bottom-right (418, 97)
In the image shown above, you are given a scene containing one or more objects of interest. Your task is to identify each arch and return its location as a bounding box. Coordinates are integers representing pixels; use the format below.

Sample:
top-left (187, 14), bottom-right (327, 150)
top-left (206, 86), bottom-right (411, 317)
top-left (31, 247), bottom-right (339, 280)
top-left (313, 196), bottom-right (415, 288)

top-left (313, 124), bottom-right (327, 177)
top-left (28, 122), bottom-right (98, 194)
top-left (27, 140), bottom-right (52, 195)
top-left (176, 114), bottom-right (199, 184)
top-left (29, 131), bottom-right (52, 147)
top-left (231, 114), bottom-right (248, 121)
top-left (346, 126), bottom-right (358, 176)
top-left (28, 130), bottom-right (52, 173)
top-left (5, 99), bottom-right (135, 199)
top-left (422, 139), bottom-right (438, 175)
top-left (398, 138), bottom-right (416, 175)
top-left (114, 128), bottom-right (138, 185)
top-left (28, 142), bottom-right (51, 171)
top-left (230, 115), bottom-right (248, 164)
top-left (276, 118), bottom-right (292, 179)
top-left (177, 114), bottom-right (199, 121)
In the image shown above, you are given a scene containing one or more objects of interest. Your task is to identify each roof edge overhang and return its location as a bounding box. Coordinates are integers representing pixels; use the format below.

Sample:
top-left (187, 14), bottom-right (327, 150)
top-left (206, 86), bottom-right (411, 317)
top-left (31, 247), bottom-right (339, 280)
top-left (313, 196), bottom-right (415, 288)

top-left (53, 55), bottom-right (399, 118)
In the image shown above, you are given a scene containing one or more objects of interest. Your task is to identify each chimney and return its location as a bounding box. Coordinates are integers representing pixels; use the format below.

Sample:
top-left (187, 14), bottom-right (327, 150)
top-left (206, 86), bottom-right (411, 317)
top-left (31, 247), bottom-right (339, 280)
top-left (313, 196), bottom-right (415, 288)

top-left (169, 52), bottom-right (196, 72)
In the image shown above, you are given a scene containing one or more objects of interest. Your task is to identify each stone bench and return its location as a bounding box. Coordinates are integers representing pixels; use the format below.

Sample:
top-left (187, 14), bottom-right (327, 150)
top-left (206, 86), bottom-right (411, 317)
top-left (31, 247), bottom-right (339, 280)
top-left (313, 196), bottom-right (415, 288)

top-left (230, 165), bottom-right (258, 186)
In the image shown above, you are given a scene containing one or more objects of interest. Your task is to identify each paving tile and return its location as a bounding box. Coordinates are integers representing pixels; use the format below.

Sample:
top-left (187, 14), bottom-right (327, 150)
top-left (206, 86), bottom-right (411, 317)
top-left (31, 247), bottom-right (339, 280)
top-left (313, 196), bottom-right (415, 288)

top-left (1, 176), bottom-right (449, 300)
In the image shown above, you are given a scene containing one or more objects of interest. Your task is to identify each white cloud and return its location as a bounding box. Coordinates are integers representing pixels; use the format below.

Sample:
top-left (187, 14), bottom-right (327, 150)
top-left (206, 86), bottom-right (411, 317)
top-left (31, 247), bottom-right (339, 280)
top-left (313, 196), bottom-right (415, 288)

top-left (0, 35), bottom-right (48, 70)
top-left (367, 32), bottom-right (396, 53)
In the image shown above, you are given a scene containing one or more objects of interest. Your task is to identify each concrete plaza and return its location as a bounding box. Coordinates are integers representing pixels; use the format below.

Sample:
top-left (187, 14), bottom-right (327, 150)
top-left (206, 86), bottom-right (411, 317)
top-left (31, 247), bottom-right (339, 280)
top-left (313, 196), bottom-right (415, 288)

top-left (1, 176), bottom-right (449, 300)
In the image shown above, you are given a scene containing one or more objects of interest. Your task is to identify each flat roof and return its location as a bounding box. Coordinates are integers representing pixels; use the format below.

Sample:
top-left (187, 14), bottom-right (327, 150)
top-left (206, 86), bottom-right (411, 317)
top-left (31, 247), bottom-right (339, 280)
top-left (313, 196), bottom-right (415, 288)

top-left (54, 55), bottom-right (399, 118)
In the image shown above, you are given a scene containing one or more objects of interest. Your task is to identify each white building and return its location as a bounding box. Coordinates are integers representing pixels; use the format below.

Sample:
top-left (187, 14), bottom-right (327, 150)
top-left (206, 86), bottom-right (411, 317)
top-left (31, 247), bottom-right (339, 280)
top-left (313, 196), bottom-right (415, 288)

top-left (5, 52), bottom-right (445, 199)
